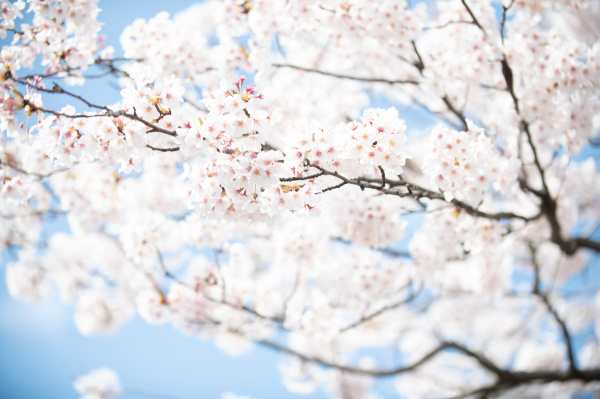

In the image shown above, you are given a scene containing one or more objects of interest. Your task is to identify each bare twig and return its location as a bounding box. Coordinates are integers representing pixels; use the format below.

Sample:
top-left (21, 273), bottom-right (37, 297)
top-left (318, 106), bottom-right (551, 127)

top-left (338, 286), bottom-right (422, 333)
top-left (529, 245), bottom-right (580, 374)
top-left (460, 0), bottom-right (486, 34)
top-left (280, 172), bottom-right (324, 182)
top-left (146, 145), bottom-right (180, 152)
top-left (308, 162), bottom-right (538, 222)
top-left (273, 63), bottom-right (419, 85)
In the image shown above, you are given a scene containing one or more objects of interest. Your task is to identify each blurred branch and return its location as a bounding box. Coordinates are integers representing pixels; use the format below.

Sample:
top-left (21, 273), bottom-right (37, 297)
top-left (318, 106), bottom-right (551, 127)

top-left (500, 58), bottom-right (600, 255)
top-left (16, 82), bottom-right (178, 137)
top-left (529, 244), bottom-right (580, 375)
top-left (0, 158), bottom-right (68, 180)
top-left (460, 0), bottom-right (486, 34)
top-left (338, 285), bottom-right (422, 333)
top-left (272, 63), bottom-right (419, 85)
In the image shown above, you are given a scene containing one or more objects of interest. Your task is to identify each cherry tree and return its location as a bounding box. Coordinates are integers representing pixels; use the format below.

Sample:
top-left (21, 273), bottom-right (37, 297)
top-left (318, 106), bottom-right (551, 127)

top-left (2, 0), bottom-right (600, 397)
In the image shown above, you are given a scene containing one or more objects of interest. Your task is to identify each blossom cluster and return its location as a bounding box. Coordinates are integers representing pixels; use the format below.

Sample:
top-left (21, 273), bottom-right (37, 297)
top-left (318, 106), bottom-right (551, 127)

top-left (507, 14), bottom-right (600, 154)
top-left (2, 0), bottom-right (104, 80)
top-left (410, 205), bottom-right (512, 294)
top-left (324, 185), bottom-right (408, 248)
top-left (181, 78), bottom-right (317, 217)
top-left (284, 107), bottom-right (410, 178)
top-left (120, 10), bottom-right (212, 83)
top-left (423, 120), bottom-right (520, 203)
top-left (30, 68), bottom-right (185, 172)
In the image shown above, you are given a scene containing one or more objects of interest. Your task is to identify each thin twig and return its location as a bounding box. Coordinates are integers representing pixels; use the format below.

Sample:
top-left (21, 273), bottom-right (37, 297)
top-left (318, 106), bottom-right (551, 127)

top-left (280, 172), bottom-right (324, 182)
top-left (308, 162), bottom-right (537, 221)
top-left (273, 63), bottom-right (419, 85)
top-left (338, 286), bottom-right (422, 333)
top-left (500, 0), bottom-right (516, 45)
top-left (460, 0), bottom-right (486, 34)
top-left (378, 166), bottom-right (386, 189)
top-left (146, 145), bottom-right (180, 152)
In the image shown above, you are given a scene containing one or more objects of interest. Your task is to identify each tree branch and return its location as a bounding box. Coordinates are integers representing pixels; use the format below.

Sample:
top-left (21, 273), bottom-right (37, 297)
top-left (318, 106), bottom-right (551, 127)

top-left (256, 336), bottom-right (600, 386)
top-left (499, 56), bottom-right (600, 255)
top-left (460, 0), bottom-right (486, 34)
top-left (146, 145), bottom-right (180, 152)
top-left (338, 286), bottom-right (422, 333)
top-left (256, 340), bottom-right (454, 376)
top-left (272, 63), bottom-right (419, 85)
top-left (306, 162), bottom-right (538, 222)
top-left (442, 95), bottom-right (469, 131)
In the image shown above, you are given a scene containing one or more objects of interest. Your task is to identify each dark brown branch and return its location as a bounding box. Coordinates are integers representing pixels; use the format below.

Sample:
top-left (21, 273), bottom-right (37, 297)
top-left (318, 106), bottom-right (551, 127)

top-left (379, 247), bottom-right (412, 257)
top-left (528, 244), bottom-right (579, 374)
top-left (280, 172), bottom-right (324, 182)
top-left (146, 145), bottom-right (180, 152)
top-left (321, 181), bottom-right (348, 193)
top-left (377, 166), bottom-right (386, 189)
top-left (500, 57), bottom-right (518, 111)
top-left (308, 163), bottom-right (538, 222)
top-left (500, 0), bottom-right (516, 44)
top-left (499, 57), bottom-right (600, 255)
top-left (522, 127), bottom-right (550, 197)
top-left (46, 82), bottom-right (106, 111)
top-left (257, 340), bottom-right (454, 376)
top-left (442, 95), bottom-right (469, 131)
top-left (539, 294), bottom-right (580, 374)
top-left (446, 342), bottom-right (509, 378)
top-left (568, 237), bottom-right (600, 253)
top-left (16, 79), bottom-right (178, 137)
top-left (21, 98), bottom-right (178, 137)
top-left (6, 27), bottom-right (24, 35)
top-left (257, 336), bottom-right (600, 385)
top-left (424, 20), bottom-right (479, 31)
top-left (460, 0), bottom-right (486, 34)
top-left (411, 41), bottom-right (468, 131)
top-left (411, 41), bottom-right (425, 72)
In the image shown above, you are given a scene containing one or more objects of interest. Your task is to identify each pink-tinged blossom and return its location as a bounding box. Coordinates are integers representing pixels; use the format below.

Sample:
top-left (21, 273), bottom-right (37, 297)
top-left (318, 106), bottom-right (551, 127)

top-left (324, 185), bottom-right (408, 248)
top-left (423, 120), bottom-right (520, 203)
top-left (0, 1), bottom-right (25, 40)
